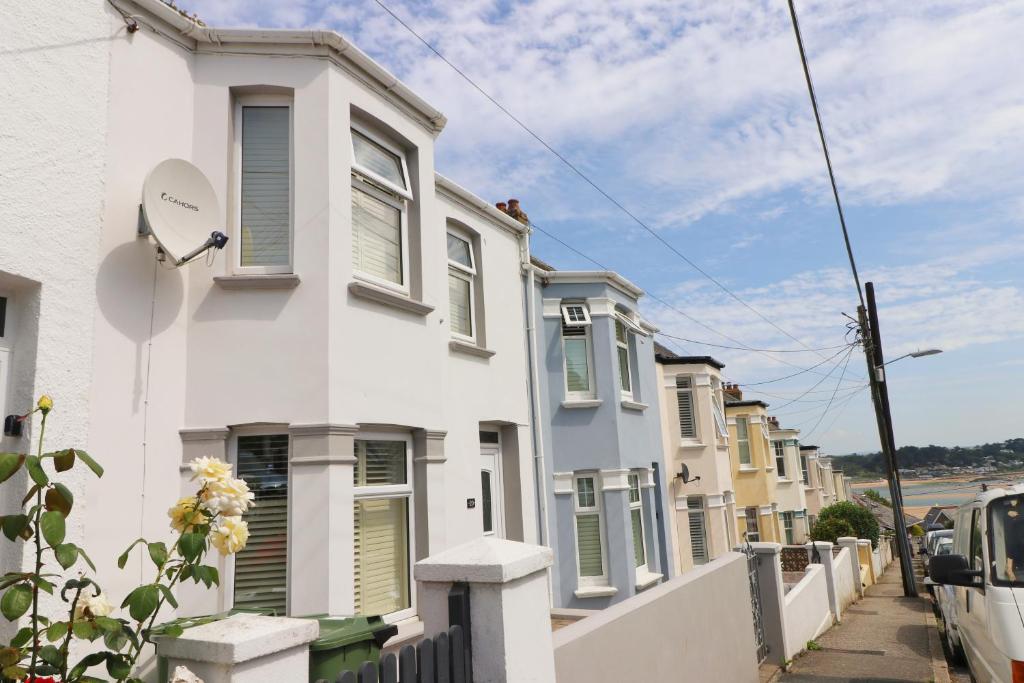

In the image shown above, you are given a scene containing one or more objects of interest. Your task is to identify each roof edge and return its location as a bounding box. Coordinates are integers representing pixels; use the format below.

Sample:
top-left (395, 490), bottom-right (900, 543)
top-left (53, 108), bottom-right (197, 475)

top-left (655, 355), bottom-right (726, 369)
top-left (435, 174), bottom-right (529, 236)
top-left (537, 269), bottom-right (645, 299)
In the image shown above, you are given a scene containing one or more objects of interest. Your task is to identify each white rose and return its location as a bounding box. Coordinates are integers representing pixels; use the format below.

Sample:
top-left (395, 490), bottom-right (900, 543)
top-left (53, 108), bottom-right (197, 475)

top-left (188, 456), bottom-right (232, 485)
top-left (75, 592), bottom-right (113, 620)
top-left (201, 477), bottom-right (255, 517)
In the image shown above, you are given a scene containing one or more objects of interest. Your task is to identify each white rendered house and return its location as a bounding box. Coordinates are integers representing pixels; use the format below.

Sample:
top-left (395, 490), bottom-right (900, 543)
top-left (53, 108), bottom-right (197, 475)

top-left (1, 0), bottom-right (538, 647)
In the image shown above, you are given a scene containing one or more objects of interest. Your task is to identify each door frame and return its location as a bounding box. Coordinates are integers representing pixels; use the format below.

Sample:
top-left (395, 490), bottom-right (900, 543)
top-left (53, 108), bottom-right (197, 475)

top-left (480, 431), bottom-right (505, 538)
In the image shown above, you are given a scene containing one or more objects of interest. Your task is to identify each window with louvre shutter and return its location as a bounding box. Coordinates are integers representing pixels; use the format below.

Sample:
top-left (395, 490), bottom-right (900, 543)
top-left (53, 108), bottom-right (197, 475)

top-left (561, 306), bottom-right (595, 400)
top-left (675, 376), bottom-right (697, 439)
top-left (235, 99), bottom-right (292, 274)
top-left (573, 475), bottom-right (607, 585)
top-left (688, 497), bottom-right (709, 565)
top-left (353, 437), bottom-right (413, 618)
top-left (736, 417), bottom-right (752, 465)
top-left (233, 433), bottom-right (289, 613)
top-left (744, 507), bottom-right (760, 542)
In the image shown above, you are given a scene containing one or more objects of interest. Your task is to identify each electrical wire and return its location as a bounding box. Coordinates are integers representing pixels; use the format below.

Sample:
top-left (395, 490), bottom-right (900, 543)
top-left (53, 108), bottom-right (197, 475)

top-left (768, 345), bottom-right (856, 410)
top-left (799, 343), bottom-right (856, 438)
top-left (373, 0), bottom-right (840, 359)
top-left (655, 331), bottom-right (851, 354)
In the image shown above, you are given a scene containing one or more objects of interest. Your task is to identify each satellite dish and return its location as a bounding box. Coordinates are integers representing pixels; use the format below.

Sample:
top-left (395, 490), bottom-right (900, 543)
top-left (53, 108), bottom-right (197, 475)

top-left (141, 159), bottom-right (228, 266)
top-left (676, 463), bottom-right (701, 485)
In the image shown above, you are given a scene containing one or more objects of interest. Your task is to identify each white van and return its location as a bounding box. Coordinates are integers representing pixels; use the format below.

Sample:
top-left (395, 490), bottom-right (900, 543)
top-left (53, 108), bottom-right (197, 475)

top-left (930, 484), bottom-right (1024, 683)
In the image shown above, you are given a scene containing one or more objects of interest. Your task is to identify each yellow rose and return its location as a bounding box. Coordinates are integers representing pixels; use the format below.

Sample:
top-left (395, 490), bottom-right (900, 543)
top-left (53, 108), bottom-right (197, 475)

top-left (168, 496), bottom-right (203, 533)
top-left (210, 516), bottom-right (249, 556)
top-left (201, 477), bottom-right (255, 517)
top-left (37, 395), bottom-right (53, 414)
top-left (188, 456), bottom-right (232, 485)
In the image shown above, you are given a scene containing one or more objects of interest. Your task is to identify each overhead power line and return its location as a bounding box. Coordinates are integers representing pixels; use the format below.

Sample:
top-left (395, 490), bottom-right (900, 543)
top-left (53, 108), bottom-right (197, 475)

top-left (373, 0), bottom-right (837, 359)
top-left (656, 331), bottom-right (850, 354)
top-left (800, 343), bottom-right (856, 438)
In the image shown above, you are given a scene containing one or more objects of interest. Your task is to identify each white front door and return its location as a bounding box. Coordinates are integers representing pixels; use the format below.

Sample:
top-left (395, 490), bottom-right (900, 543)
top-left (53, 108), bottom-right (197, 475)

top-left (480, 444), bottom-right (505, 538)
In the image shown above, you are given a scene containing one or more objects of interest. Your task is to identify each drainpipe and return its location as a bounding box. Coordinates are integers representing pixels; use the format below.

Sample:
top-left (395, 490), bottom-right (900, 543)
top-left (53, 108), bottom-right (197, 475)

top-left (520, 229), bottom-right (550, 555)
top-left (652, 460), bottom-right (671, 580)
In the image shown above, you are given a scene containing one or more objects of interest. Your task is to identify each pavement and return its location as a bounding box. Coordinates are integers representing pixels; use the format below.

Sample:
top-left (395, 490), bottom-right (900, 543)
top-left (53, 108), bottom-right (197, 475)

top-left (777, 558), bottom-right (951, 683)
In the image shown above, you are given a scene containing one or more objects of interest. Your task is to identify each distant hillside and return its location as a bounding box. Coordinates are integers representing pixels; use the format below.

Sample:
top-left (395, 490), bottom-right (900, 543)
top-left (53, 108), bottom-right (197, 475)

top-left (831, 438), bottom-right (1024, 479)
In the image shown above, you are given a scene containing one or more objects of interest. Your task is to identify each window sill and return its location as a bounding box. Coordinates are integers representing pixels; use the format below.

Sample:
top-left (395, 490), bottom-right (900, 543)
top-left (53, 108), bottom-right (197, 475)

top-left (561, 399), bottom-right (602, 409)
top-left (574, 585), bottom-right (618, 599)
top-left (348, 280), bottom-right (434, 316)
top-left (738, 465), bottom-right (759, 473)
top-left (635, 569), bottom-right (663, 591)
top-left (620, 399), bottom-right (648, 412)
top-left (679, 440), bottom-right (706, 449)
top-left (449, 339), bottom-right (495, 359)
top-left (213, 274), bottom-right (300, 290)
top-left (777, 478), bottom-right (793, 483)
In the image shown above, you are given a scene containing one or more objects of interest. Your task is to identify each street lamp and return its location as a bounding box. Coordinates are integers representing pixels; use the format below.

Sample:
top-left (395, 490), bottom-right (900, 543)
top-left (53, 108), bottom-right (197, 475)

top-left (876, 348), bottom-right (942, 381)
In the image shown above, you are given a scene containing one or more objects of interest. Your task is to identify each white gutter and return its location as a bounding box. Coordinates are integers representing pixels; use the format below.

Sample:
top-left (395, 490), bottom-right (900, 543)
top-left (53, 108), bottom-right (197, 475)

top-left (521, 229), bottom-right (550, 554)
top-left (121, 0), bottom-right (447, 134)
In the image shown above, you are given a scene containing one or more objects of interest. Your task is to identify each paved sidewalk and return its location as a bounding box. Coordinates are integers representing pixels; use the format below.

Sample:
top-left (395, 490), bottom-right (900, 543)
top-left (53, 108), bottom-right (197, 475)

top-left (779, 560), bottom-right (945, 682)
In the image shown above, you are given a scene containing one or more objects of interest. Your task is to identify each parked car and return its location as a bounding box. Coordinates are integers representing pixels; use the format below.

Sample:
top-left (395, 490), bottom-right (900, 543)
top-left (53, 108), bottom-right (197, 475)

top-left (924, 528), bottom-right (955, 559)
top-left (933, 538), bottom-right (958, 634)
top-left (929, 484), bottom-right (1024, 682)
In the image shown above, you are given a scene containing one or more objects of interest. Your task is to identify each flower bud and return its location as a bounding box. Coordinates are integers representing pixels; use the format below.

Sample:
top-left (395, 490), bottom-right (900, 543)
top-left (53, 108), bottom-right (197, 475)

top-left (37, 395), bottom-right (53, 414)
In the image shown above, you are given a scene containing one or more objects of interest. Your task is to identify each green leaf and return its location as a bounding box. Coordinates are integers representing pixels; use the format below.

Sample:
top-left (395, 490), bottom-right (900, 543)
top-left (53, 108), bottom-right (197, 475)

top-left (127, 585), bottom-right (159, 623)
top-left (117, 538), bottom-right (147, 570)
top-left (0, 573), bottom-right (24, 591)
top-left (193, 564), bottom-right (220, 589)
top-left (77, 546), bottom-right (97, 572)
top-left (53, 448), bottom-right (76, 472)
top-left (178, 532), bottom-right (204, 563)
top-left (94, 615), bottom-right (120, 632)
top-left (2, 664), bottom-right (27, 681)
top-left (40, 510), bottom-right (65, 547)
top-left (46, 621), bottom-right (68, 642)
top-left (157, 623), bottom-right (184, 638)
top-left (38, 644), bottom-right (62, 667)
top-left (0, 584), bottom-right (32, 621)
top-left (24, 455), bottom-right (48, 487)
top-left (156, 583), bottom-right (178, 608)
top-left (74, 450), bottom-right (104, 478)
top-left (32, 575), bottom-right (54, 594)
top-left (69, 651), bottom-right (108, 679)
top-left (1, 515), bottom-right (28, 542)
top-left (147, 542), bottom-right (168, 569)
top-left (45, 483), bottom-right (73, 517)
top-left (54, 543), bottom-right (79, 569)
top-left (21, 484), bottom-right (41, 506)
top-left (106, 653), bottom-right (131, 680)
top-left (102, 626), bottom-right (128, 652)
top-left (10, 626), bottom-right (32, 648)
top-left (0, 453), bottom-right (25, 484)
top-left (72, 620), bottom-right (97, 640)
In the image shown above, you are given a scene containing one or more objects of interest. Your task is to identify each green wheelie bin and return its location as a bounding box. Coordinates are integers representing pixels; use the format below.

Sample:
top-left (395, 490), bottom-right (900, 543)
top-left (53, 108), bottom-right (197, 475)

top-left (308, 616), bottom-right (398, 682)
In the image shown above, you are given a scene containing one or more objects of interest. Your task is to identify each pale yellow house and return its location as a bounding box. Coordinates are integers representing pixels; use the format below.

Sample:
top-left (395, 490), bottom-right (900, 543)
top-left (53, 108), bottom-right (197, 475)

top-left (724, 385), bottom-right (781, 543)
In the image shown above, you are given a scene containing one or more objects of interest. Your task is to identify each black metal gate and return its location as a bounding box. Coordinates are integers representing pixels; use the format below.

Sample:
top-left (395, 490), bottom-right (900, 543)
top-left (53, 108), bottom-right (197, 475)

top-left (318, 583), bottom-right (473, 683)
top-left (744, 541), bottom-right (768, 663)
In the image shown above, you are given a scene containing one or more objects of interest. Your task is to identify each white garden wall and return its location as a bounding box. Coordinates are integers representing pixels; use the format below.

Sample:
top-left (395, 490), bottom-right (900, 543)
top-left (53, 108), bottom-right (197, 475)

top-left (782, 565), bottom-right (832, 660)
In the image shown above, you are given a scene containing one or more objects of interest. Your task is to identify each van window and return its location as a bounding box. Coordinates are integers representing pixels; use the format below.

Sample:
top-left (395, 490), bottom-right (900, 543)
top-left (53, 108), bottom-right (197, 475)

top-left (988, 494), bottom-right (1024, 587)
top-left (970, 510), bottom-right (983, 571)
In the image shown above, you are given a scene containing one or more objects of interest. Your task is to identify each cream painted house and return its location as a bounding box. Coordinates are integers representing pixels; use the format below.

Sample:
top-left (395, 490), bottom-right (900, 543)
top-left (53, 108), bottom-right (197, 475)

top-left (2, 0), bottom-right (539, 649)
top-left (768, 420), bottom-right (809, 545)
top-left (654, 346), bottom-right (738, 573)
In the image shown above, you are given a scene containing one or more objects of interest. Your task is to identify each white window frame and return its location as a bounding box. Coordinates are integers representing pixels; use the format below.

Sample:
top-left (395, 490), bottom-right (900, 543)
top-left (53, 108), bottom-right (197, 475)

top-left (224, 425), bottom-right (291, 613)
top-left (711, 380), bottom-right (728, 439)
top-left (628, 473), bottom-right (647, 569)
top-left (352, 432), bottom-right (416, 623)
top-left (573, 473), bottom-right (609, 588)
top-left (447, 227), bottom-right (477, 343)
top-left (561, 306), bottom-right (596, 401)
top-left (736, 417), bottom-right (752, 466)
top-left (350, 177), bottom-right (411, 294)
top-left (744, 507), bottom-right (760, 542)
top-left (233, 96), bottom-right (294, 275)
top-left (675, 375), bottom-right (698, 440)
top-left (800, 454), bottom-right (810, 485)
top-left (760, 420), bottom-right (771, 441)
top-left (615, 320), bottom-right (634, 400)
top-left (561, 304), bottom-right (591, 326)
top-left (782, 511), bottom-right (795, 545)
top-left (350, 121), bottom-right (413, 201)
top-left (773, 441), bottom-right (787, 478)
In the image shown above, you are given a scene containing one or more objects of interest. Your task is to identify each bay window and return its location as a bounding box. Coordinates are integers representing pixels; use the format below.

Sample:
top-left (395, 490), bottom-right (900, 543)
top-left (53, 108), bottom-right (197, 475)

top-left (351, 126), bottom-right (412, 290)
top-left (573, 475), bottom-right (607, 585)
top-left (628, 473), bottom-right (647, 569)
top-left (561, 304), bottom-right (595, 400)
top-left (353, 437), bottom-right (413, 618)
top-left (736, 417), bottom-right (752, 466)
top-left (615, 320), bottom-right (633, 399)
top-left (235, 98), bottom-right (292, 273)
top-left (675, 376), bottom-right (697, 439)
top-left (711, 379), bottom-right (728, 438)
top-left (447, 230), bottom-right (476, 341)
top-left (773, 441), bottom-right (787, 477)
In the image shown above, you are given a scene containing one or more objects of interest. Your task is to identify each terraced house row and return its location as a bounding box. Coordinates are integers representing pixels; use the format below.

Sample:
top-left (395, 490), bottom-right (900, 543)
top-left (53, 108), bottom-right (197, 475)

top-left (1, 0), bottom-right (854, 649)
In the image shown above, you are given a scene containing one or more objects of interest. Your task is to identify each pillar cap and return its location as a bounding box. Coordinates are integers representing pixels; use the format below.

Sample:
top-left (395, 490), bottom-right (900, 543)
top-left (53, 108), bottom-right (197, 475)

top-left (415, 537), bottom-right (553, 584)
top-left (155, 614), bottom-right (318, 664)
top-left (747, 542), bottom-right (782, 555)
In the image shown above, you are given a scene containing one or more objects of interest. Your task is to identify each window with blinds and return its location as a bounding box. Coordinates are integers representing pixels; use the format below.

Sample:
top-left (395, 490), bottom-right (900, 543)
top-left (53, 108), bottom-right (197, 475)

top-left (352, 129), bottom-right (408, 193)
top-left (447, 230), bottom-right (476, 341)
top-left (562, 315), bottom-right (594, 399)
top-left (628, 474), bottom-right (646, 568)
top-left (675, 376), bottom-right (697, 439)
top-left (352, 185), bottom-right (404, 286)
top-left (615, 320), bottom-right (632, 397)
top-left (773, 441), bottom-right (787, 477)
top-left (233, 434), bottom-right (289, 613)
top-left (239, 105), bottom-right (291, 271)
top-left (736, 417), bottom-right (752, 465)
top-left (353, 439), bottom-right (411, 616)
top-left (574, 476), bottom-right (605, 581)
top-left (744, 507), bottom-right (760, 542)
top-left (688, 497), bottom-right (709, 565)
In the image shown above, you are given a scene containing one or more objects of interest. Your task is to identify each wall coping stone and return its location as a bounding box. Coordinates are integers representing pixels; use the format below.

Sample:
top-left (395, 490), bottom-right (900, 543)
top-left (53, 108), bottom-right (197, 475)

top-left (154, 614), bottom-right (318, 665)
top-left (414, 537), bottom-right (553, 584)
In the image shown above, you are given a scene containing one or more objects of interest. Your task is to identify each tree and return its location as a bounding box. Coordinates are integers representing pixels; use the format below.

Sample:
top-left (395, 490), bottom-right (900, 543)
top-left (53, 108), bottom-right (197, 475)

top-left (862, 489), bottom-right (891, 507)
top-left (817, 501), bottom-right (881, 548)
top-left (809, 517), bottom-right (856, 544)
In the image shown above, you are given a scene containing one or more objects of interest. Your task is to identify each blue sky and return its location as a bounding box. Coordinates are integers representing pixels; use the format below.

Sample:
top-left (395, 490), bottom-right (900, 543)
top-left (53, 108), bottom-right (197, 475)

top-left (181, 0), bottom-right (1024, 454)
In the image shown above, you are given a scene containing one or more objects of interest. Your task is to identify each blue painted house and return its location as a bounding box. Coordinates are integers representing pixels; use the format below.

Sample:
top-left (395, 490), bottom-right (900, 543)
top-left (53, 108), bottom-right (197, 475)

top-left (526, 259), bottom-right (672, 608)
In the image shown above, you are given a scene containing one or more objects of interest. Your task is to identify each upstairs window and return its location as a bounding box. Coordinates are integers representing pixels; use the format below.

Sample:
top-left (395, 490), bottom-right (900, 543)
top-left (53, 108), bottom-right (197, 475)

top-left (447, 230), bottom-right (477, 341)
top-left (574, 475), bottom-right (606, 585)
top-left (561, 304), bottom-right (595, 400)
top-left (628, 473), bottom-right (647, 569)
top-left (800, 453), bottom-right (810, 485)
top-left (351, 126), bottom-right (412, 290)
top-left (711, 379), bottom-right (728, 438)
top-left (236, 98), bottom-right (292, 273)
top-left (773, 441), bottom-right (787, 477)
top-left (615, 320), bottom-right (633, 399)
top-left (736, 417), bottom-right (752, 466)
top-left (675, 376), bottom-right (697, 439)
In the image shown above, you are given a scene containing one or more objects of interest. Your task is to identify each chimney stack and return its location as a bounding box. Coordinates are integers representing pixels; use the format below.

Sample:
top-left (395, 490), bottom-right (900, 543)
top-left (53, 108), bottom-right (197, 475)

top-left (506, 198), bottom-right (529, 225)
top-left (768, 415), bottom-right (780, 428)
top-left (723, 383), bottom-right (743, 401)
top-left (495, 201), bottom-right (507, 213)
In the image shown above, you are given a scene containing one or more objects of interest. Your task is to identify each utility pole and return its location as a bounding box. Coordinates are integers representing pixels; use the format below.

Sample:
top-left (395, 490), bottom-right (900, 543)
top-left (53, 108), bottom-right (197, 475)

top-left (859, 281), bottom-right (918, 597)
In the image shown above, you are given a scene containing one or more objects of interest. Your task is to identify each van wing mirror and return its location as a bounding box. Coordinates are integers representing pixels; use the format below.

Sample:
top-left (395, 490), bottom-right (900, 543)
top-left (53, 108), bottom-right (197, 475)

top-left (929, 554), bottom-right (983, 587)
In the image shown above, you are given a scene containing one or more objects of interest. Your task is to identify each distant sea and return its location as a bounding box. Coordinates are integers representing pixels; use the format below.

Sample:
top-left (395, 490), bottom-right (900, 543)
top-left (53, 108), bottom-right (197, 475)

top-left (852, 473), bottom-right (1024, 510)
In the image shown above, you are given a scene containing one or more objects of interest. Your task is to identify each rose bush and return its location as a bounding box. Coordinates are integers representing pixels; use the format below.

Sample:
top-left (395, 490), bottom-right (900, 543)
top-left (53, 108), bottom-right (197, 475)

top-left (0, 396), bottom-right (252, 682)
